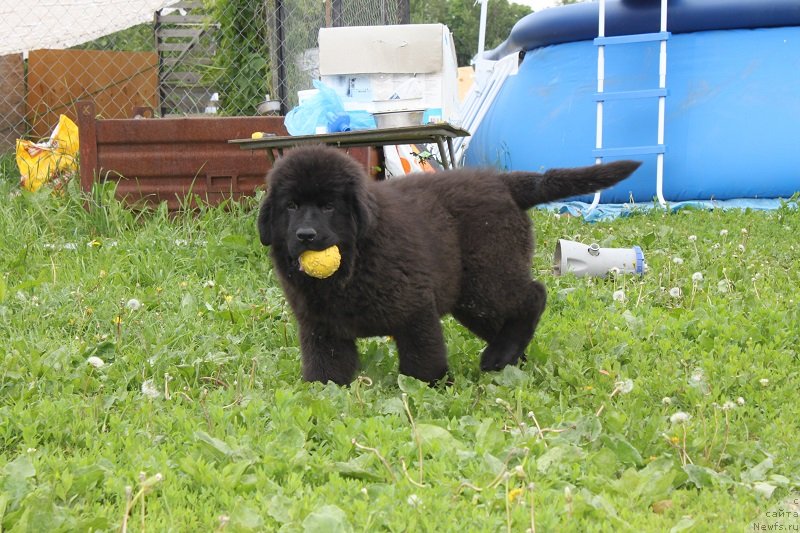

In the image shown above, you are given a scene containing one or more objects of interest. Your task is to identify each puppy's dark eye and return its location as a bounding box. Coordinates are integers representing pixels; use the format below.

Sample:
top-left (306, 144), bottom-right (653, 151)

top-left (287, 201), bottom-right (298, 211)
top-left (321, 203), bottom-right (334, 213)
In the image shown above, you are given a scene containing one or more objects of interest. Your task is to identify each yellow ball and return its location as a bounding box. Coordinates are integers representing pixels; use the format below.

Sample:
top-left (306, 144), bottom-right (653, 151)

top-left (299, 246), bottom-right (341, 279)
top-left (251, 131), bottom-right (265, 139)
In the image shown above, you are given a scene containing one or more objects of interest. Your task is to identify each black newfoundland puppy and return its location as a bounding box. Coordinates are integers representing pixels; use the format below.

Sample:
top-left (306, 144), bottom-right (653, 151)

top-left (258, 145), bottom-right (639, 385)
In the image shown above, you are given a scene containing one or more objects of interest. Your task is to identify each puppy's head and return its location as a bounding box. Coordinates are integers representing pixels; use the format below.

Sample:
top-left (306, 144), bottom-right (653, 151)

top-left (257, 146), bottom-right (377, 277)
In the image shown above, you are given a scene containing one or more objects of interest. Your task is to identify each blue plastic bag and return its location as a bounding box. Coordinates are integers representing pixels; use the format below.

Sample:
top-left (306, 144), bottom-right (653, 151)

top-left (284, 80), bottom-right (376, 135)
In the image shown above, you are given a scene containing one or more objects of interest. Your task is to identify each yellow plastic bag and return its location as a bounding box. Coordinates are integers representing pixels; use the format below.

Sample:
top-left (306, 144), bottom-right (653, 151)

top-left (16, 115), bottom-right (80, 192)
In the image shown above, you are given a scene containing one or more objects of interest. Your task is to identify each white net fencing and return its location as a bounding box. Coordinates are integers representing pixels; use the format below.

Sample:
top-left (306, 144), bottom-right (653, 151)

top-left (0, 0), bottom-right (408, 151)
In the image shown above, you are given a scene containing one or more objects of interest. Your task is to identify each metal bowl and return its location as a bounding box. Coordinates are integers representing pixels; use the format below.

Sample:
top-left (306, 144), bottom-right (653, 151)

top-left (373, 110), bottom-right (424, 129)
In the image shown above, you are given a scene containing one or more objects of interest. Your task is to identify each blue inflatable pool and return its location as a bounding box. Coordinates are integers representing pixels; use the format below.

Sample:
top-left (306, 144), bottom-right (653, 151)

top-left (465, 0), bottom-right (800, 203)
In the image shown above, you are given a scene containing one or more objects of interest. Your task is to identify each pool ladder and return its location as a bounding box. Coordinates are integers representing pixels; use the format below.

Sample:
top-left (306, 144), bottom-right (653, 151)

top-left (590, 0), bottom-right (669, 212)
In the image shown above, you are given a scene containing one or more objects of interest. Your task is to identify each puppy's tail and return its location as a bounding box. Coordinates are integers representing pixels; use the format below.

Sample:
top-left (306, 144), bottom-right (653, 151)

top-left (502, 160), bottom-right (641, 210)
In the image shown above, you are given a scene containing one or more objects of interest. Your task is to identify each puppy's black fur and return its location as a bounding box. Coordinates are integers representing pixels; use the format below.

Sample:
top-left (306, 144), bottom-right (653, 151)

top-left (258, 145), bottom-right (640, 385)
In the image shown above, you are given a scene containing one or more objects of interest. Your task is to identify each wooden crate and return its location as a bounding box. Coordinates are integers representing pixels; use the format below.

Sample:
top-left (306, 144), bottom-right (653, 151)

top-left (76, 100), bottom-right (381, 209)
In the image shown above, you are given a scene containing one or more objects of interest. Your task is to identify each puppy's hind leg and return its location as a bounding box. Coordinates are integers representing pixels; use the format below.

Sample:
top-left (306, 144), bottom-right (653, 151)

top-left (393, 310), bottom-right (449, 385)
top-left (299, 326), bottom-right (360, 385)
top-left (479, 280), bottom-right (547, 372)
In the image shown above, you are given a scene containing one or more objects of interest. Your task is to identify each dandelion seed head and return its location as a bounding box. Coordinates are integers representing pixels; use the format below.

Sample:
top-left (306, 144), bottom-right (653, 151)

top-left (722, 401), bottom-right (736, 411)
top-left (669, 287), bottom-right (682, 298)
top-left (759, 378), bottom-right (769, 387)
top-left (661, 397), bottom-right (672, 405)
top-left (692, 272), bottom-right (703, 282)
top-left (141, 379), bottom-right (160, 399)
top-left (612, 289), bottom-right (625, 302)
top-left (720, 229), bottom-right (728, 237)
top-left (688, 235), bottom-right (697, 242)
top-left (672, 257), bottom-right (684, 265)
top-left (86, 356), bottom-right (105, 368)
top-left (741, 228), bottom-right (748, 235)
top-left (203, 280), bottom-right (215, 288)
top-left (738, 244), bottom-right (746, 252)
top-left (616, 379), bottom-right (634, 394)
top-left (125, 298), bottom-right (142, 311)
top-left (407, 494), bottom-right (421, 507)
top-left (669, 411), bottom-right (691, 425)
top-left (736, 397), bottom-right (745, 406)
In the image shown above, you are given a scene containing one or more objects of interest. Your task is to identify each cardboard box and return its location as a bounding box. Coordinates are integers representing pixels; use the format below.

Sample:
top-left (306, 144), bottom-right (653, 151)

top-left (318, 24), bottom-right (459, 123)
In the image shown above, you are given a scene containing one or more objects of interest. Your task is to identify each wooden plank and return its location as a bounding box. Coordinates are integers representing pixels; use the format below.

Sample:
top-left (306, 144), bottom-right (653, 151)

top-left (156, 14), bottom-right (206, 24)
top-left (157, 28), bottom-right (207, 39)
top-left (161, 57), bottom-right (213, 67)
top-left (157, 43), bottom-right (197, 52)
top-left (159, 43), bottom-right (216, 54)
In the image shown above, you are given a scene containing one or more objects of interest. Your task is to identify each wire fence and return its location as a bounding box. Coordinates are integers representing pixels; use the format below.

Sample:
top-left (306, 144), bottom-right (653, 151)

top-left (0, 0), bottom-right (409, 152)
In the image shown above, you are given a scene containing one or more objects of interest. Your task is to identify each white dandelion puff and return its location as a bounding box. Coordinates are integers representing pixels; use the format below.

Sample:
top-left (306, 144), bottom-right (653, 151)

top-left (141, 379), bottom-right (160, 399)
top-left (738, 244), bottom-right (746, 252)
top-left (691, 272), bottom-right (703, 282)
top-left (203, 280), bottom-right (216, 288)
top-left (125, 298), bottom-right (142, 311)
top-left (669, 287), bottom-right (682, 298)
top-left (613, 289), bottom-right (626, 302)
top-left (688, 235), bottom-right (697, 242)
top-left (736, 397), bottom-right (745, 406)
top-left (722, 401), bottom-right (736, 411)
top-left (672, 257), bottom-right (684, 265)
top-left (661, 397), bottom-right (672, 406)
top-left (669, 411), bottom-right (691, 425)
top-left (86, 356), bottom-right (105, 368)
top-left (759, 378), bottom-right (769, 387)
top-left (615, 379), bottom-right (634, 394)
top-left (719, 229), bottom-right (728, 237)
top-left (407, 494), bottom-right (422, 507)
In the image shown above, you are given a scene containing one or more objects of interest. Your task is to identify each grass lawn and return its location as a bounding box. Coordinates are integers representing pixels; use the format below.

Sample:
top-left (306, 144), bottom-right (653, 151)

top-left (1, 161), bottom-right (798, 532)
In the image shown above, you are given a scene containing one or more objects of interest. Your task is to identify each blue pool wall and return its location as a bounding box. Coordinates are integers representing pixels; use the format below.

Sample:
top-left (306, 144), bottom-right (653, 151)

top-left (466, 1), bottom-right (800, 203)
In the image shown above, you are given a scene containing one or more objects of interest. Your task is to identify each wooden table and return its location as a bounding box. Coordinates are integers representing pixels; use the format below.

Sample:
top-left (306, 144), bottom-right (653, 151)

top-left (229, 123), bottom-right (470, 169)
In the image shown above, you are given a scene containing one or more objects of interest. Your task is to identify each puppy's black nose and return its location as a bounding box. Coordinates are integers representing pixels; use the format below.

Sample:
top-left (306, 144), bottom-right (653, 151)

top-left (296, 227), bottom-right (317, 242)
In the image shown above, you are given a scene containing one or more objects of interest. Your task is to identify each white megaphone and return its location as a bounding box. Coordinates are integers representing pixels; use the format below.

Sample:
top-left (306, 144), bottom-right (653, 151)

top-left (553, 239), bottom-right (645, 278)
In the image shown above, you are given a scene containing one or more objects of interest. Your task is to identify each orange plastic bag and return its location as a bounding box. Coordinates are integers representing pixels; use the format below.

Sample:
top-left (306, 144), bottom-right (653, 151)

top-left (16, 115), bottom-right (80, 192)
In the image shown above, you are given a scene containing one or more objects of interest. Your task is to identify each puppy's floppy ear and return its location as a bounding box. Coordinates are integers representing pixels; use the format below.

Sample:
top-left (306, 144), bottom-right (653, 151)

top-left (257, 197), bottom-right (272, 246)
top-left (351, 185), bottom-right (378, 238)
